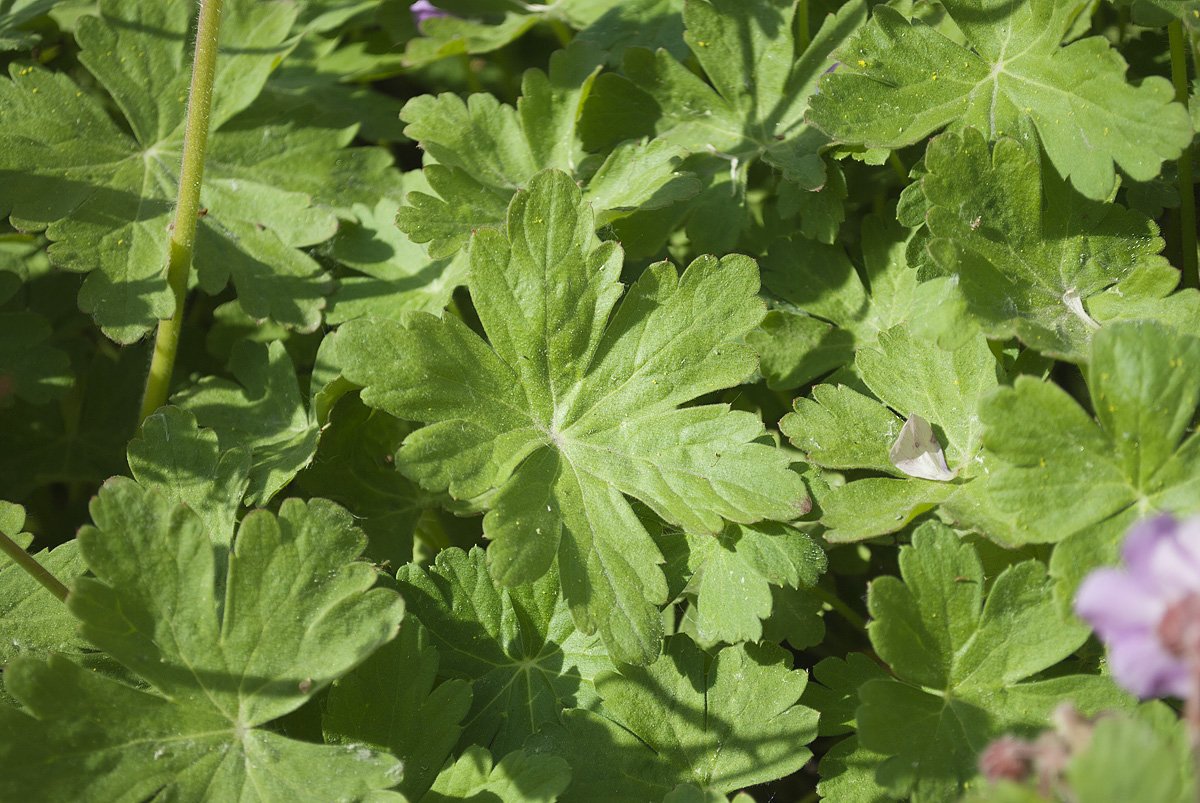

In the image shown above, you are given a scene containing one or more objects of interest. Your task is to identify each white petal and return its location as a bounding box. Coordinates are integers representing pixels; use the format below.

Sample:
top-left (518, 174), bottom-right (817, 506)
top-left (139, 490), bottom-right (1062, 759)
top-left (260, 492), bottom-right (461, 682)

top-left (889, 413), bottom-right (956, 482)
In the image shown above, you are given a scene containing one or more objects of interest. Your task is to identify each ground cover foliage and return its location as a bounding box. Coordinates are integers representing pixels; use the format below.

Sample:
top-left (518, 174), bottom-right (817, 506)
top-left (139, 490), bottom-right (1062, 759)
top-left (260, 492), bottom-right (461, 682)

top-left (0, 0), bottom-right (1198, 800)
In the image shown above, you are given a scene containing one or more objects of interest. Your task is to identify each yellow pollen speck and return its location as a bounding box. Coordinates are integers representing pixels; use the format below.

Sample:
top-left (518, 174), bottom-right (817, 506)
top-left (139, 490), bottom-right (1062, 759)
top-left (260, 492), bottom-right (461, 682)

top-left (31, 88), bottom-right (37, 93)
top-left (858, 59), bottom-right (866, 67)
top-left (932, 74), bottom-right (937, 80)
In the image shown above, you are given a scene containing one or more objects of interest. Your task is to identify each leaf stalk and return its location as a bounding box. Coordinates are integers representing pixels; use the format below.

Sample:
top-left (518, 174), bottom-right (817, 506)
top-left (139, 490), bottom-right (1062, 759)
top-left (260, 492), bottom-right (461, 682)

top-left (0, 531), bottom-right (68, 603)
top-left (1169, 19), bottom-right (1197, 290)
top-left (138, 0), bottom-right (225, 425)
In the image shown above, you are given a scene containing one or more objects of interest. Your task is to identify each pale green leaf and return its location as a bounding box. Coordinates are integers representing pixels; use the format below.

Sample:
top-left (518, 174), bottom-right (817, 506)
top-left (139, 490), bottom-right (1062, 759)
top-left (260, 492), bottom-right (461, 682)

top-left (0, 522), bottom-right (88, 708)
top-left (395, 547), bottom-right (608, 756)
top-left (809, 0), bottom-right (1192, 199)
top-left (857, 522), bottom-right (1132, 802)
top-left (909, 129), bottom-right (1196, 359)
top-left (327, 196), bottom-right (469, 322)
top-left (397, 42), bottom-right (698, 258)
top-left (325, 615), bottom-right (473, 801)
top-left (338, 170), bottom-right (807, 664)
top-left (752, 214), bottom-right (918, 388)
top-left (0, 479), bottom-right (406, 801)
top-left (531, 635), bottom-right (817, 796)
top-left (127, 406), bottom-right (250, 549)
top-left (175, 340), bottom-right (318, 507)
top-left (422, 745), bottom-right (571, 803)
top-left (978, 320), bottom-right (1200, 543)
top-left (781, 322), bottom-right (1002, 542)
top-left (0, 0), bottom-right (396, 341)
top-left (686, 522), bottom-right (826, 644)
top-left (579, 0), bottom-right (865, 252)
top-left (532, 633), bottom-right (816, 796)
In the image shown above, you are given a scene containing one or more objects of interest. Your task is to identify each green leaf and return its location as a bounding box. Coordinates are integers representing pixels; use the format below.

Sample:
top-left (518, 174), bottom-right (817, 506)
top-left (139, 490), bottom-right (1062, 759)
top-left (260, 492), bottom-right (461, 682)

top-left (751, 214), bottom-right (918, 388)
top-left (908, 129), bottom-right (1197, 360)
top-left (760, 583), bottom-right (826, 650)
top-left (530, 635), bottom-right (818, 796)
top-left (397, 41), bottom-right (698, 258)
top-left (296, 393), bottom-right (433, 568)
top-left (325, 614), bottom-right (473, 801)
top-left (0, 345), bottom-right (142, 500)
top-left (800, 654), bottom-right (890, 737)
top-left (421, 745), bottom-right (571, 803)
top-left (1066, 703), bottom-right (1195, 803)
top-left (576, 0), bottom-right (688, 67)
top-left (0, 479), bottom-right (406, 801)
top-left (816, 736), bottom-right (893, 803)
top-left (662, 786), bottom-right (756, 803)
top-left (0, 307), bottom-right (71, 407)
top-left (781, 322), bottom-right (1003, 542)
top-left (0, 507), bottom-right (88, 708)
top-left (338, 170), bottom-right (807, 664)
top-left (260, 35), bottom-right (407, 142)
top-left (127, 406), bottom-right (250, 549)
top-left (686, 521), bottom-right (826, 644)
top-left (327, 195), bottom-right (469, 323)
top-left (809, 0), bottom-right (1193, 200)
top-left (402, 0), bottom-right (628, 68)
top-left (580, 0), bottom-right (866, 252)
top-left (0, 0), bottom-right (59, 50)
top-left (175, 340), bottom-right (319, 507)
top-left (395, 547), bottom-right (609, 756)
top-left (0, 0), bottom-right (398, 341)
top-left (978, 320), bottom-right (1200, 544)
top-left (857, 521), bottom-right (1131, 802)
top-left (1122, 0), bottom-right (1200, 26)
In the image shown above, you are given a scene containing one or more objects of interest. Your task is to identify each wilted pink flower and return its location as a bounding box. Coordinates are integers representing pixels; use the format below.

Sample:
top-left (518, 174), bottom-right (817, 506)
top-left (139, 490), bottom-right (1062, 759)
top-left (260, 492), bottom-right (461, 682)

top-left (411, 1), bottom-right (453, 25)
top-left (1074, 515), bottom-right (1200, 699)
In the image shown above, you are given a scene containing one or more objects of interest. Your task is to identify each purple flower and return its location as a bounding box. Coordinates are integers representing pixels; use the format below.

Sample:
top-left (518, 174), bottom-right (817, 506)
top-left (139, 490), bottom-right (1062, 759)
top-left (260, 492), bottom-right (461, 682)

top-left (1074, 515), bottom-right (1200, 698)
top-left (411, 1), bottom-right (453, 26)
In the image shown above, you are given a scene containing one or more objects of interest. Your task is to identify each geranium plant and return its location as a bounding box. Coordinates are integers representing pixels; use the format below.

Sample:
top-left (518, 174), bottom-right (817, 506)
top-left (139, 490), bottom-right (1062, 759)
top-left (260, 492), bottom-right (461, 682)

top-left (1, 0), bottom-right (1199, 800)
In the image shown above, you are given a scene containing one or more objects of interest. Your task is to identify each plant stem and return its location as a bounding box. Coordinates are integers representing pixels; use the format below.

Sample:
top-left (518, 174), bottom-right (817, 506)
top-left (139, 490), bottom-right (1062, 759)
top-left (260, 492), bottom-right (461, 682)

top-left (549, 18), bottom-right (573, 48)
top-left (459, 51), bottom-right (482, 93)
top-left (138, 0), bottom-right (224, 425)
top-left (888, 150), bottom-right (909, 184)
top-left (808, 583), bottom-right (868, 633)
top-left (797, 0), bottom-right (811, 51)
top-left (1169, 19), bottom-right (1197, 289)
top-left (0, 531), bottom-right (68, 603)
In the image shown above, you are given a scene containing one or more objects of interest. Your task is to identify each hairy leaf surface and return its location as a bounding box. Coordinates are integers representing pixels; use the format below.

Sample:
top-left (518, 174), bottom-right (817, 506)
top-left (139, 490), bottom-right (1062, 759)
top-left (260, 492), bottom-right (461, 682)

top-left (809, 0), bottom-right (1192, 199)
top-left (338, 170), bottom-right (807, 664)
top-left (0, 480), bottom-right (406, 802)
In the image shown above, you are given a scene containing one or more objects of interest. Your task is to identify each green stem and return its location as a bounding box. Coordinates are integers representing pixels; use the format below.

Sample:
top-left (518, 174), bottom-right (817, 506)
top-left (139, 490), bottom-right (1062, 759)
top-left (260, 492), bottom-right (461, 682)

top-left (1170, 19), bottom-right (1198, 290)
top-left (888, 149), bottom-right (909, 184)
top-left (459, 52), bottom-right (482, 93)
top-left (0, 531), bottom-right (68, 603)
top-left (796, 0), bottom-right (810, 51)
top-left (549, 18), bottom-right (573, 48)
top-left (138, 0), bottom-right (224, 425)
top-left (807, 583), bottom-right (868, 633)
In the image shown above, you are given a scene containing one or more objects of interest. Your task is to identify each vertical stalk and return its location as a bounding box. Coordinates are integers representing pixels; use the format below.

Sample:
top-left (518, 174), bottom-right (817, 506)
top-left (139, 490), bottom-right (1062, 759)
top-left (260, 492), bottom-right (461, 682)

top-left (888, 150), bottom-right (909, 184)
top-left (548, 18), bottom-right (573, 48)
top-left (797, 0), bottom-right (811, 51)
top-left (0, 532), bottom-right (68, 603)
top-left (139, 0), bottom-right (224, 424)
top-left (1169, 19), bottom-right (1197, 289)
top-left (458, 51), bottom-right (482, 93)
